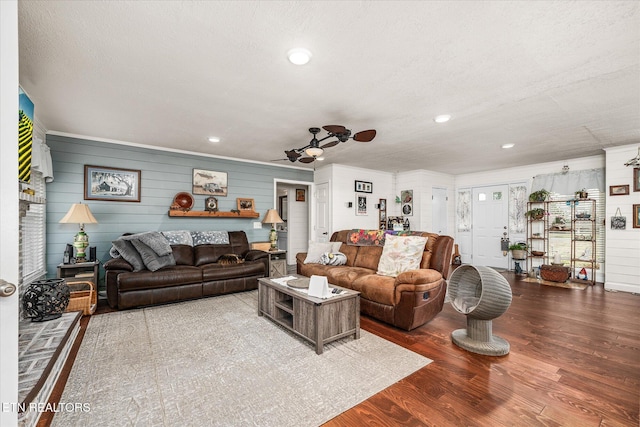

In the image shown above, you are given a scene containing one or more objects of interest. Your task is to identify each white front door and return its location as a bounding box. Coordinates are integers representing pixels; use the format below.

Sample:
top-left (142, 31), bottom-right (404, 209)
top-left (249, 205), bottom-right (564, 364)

top-left (315, 182), bottom-right (329, 242)
top-left (1, 2), bottom-right (20, 425)
top-left (432, 187), bottom-right (448, 235)
top-left (472, 185), bottom-right (509, 269)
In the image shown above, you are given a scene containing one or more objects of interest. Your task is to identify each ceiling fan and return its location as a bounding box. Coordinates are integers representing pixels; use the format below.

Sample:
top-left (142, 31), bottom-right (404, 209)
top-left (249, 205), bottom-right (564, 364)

top-left (273, 125), bottom-right (376, 164)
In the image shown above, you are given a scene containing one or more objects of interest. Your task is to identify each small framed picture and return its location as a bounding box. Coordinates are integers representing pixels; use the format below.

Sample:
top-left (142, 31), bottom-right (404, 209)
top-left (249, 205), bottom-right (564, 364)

top-left (634, 204), bottom-right (640, 228)
top-left (356, 195), bottom-right (367, 215)
top-left (355, 180), bottom-right (373, 193)
top-left (634, 168), bottom-right (640, 192)
top-left (296, 188), bottom-right (305, 202)
top-left (609, 185), bottom-right (629, 196)
top-left (237, 198), bottom-right (255, 211)
top-left (84, 165), bottom-right (141, 202)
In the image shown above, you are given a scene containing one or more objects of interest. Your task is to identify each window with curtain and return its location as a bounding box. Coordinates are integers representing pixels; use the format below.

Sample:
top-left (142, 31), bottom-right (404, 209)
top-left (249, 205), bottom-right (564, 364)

top-left (21, 170), bottom-right (47, 284)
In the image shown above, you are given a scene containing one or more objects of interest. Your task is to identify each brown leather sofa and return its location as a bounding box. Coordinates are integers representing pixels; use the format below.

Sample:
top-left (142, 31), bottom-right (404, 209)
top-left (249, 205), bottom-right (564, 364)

top-left (105, 231), bottom-right (269, 309)
top-left (297, 230), bottom-right (454, 331)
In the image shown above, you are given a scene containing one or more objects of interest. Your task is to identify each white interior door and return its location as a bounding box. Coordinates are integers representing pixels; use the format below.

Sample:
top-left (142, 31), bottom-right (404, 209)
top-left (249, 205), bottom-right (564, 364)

top-left (432, 187), bottom-right (448, 235)
top-left (315, 182), bottom-right (329, 242)
top-left (472, 185), bottom-right (509, 269)
top-left (1, 2), bottom-right (20, 425)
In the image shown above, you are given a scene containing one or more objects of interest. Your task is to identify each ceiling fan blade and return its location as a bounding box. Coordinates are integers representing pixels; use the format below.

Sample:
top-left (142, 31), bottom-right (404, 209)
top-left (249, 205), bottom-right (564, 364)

top-left (299, 157), bottom-right (316, 163)
top-left (320, 140), bottom-right (339, 149)
top-left (323, 125), bottom-right (347, 134)
top-left (353, 129), bottom-right (376, 142)
top-left (284, 150), bottom-right (301, 158)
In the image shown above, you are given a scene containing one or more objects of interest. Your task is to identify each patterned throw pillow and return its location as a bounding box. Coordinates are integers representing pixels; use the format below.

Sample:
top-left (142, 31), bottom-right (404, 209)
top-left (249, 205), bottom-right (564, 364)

top-left (162, 230), bottom-right (193, 246)
top-left (191, 231), bottom-right (230, 245)
top-left (319, 252), bottom-right (347, 266)
top-left (376, 235), bottom-right (428, 277)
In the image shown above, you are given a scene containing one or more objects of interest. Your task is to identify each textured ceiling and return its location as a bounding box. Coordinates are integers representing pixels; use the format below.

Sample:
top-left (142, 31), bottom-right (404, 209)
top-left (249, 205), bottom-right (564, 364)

top-left (18, 1), bottom-right (640, 174)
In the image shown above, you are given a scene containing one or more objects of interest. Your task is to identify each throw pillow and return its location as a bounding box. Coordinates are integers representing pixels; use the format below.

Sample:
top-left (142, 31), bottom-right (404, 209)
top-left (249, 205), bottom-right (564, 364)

top-left (319, 252), bottom-right (347, 266)
top-left (162, 230), bottom-right (193, 246)
top-left (376, 235), bottom-right (428, 277)
top-left (191, 231), bottom-right (230, 245)
top-left (130, 240), bottom-right (176, 272)
top-left (111, 239), bottom-right (146, 272)
top-left (304, 241), bottom-right (334, 264)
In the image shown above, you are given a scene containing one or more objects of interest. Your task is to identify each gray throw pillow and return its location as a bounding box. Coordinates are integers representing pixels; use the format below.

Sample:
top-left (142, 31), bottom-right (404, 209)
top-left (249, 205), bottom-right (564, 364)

top-left (130, 240), bottom-right (176, 272)
top-left (111, 239), bottom-right (146, 272)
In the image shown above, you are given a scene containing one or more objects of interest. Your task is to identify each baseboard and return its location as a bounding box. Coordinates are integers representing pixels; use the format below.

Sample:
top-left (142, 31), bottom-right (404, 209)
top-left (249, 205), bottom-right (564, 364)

top-left (604, 281), bottom-right (640, 294)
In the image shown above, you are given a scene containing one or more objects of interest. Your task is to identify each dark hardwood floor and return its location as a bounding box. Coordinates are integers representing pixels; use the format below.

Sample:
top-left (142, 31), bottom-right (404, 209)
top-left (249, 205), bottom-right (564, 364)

top-left (39, 273), bottom-right (639, 427)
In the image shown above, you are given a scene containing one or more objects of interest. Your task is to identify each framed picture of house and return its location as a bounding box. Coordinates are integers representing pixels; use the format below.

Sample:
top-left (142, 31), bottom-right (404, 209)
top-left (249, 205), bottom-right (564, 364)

top-left (84, 165), bottom-right (141, 202)
top-left (193, 168), bottom-right (228, 196)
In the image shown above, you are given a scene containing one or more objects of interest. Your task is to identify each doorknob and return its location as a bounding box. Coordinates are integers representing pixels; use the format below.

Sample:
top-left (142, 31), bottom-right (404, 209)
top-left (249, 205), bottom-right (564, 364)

top-left (0, 279), bottom-right (17, 297)
top-left (322, 232), bottom-right (328, 235)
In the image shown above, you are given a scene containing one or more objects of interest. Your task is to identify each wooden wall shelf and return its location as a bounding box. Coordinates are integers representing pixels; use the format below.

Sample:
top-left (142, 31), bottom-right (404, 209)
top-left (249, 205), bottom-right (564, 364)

top-left (168, 210), bottom-right (260, 218)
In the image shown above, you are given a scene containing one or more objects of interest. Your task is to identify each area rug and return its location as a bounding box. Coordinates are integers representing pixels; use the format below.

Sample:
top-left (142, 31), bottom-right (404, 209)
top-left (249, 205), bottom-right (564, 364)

top-left (522, 277), bottom-right (588, 290)
top-left (52, 291), bottom-right (431, 427)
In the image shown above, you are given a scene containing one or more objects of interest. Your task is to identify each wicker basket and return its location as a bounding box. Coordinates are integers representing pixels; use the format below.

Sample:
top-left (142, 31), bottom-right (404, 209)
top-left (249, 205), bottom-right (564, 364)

top-left (65, 281), bottom-right (96, 315)
top-left (540, 265), bottom-right (570, 283)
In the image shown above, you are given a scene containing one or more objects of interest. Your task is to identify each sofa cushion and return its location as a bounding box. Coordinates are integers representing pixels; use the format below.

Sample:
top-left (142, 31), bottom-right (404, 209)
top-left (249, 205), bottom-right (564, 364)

top-left (354, 246), bottom-right (383, 270)
top-left (118, 266), bottom-right (203, 291)
top-left (325, 266), bottom-right (376, 288)
top-left (194, 244), bottom-right (231, 266)
top-left (338, 243), bottom-right (358, 267)
top-left (201, 261), bottom-right (264, 281)
top-left (171, 245), bottom-right (194, 265)
top-left (377, 235), bottom-right (428, 277)
top-left (352, 274), bottom-right (396, 306)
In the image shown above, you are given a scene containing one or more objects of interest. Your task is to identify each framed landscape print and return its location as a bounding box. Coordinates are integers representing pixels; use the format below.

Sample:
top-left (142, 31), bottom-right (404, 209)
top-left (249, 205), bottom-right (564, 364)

top-left (193, 169), bottom-right (228, 196)
top-left (84, 165), bottom-right (141, 202)
top-left (609, 185), bottom-right (630, 196)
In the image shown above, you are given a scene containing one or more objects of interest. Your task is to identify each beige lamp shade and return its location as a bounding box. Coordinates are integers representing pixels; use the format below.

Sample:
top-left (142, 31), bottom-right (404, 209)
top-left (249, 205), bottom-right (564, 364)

top-left (59, 203), bottom-right (98, 226)
top-left (262, 209), bottom-right (283, 225)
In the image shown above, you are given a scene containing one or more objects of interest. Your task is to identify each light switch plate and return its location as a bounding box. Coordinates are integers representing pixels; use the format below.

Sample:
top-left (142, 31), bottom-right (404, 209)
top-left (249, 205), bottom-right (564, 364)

top-left (253, 221), bottom-right (263, 229)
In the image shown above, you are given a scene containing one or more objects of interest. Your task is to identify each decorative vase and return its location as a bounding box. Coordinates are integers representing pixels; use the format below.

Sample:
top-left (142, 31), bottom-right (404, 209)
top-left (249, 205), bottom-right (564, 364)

top-left (23, 278), bottom-right (70, 322)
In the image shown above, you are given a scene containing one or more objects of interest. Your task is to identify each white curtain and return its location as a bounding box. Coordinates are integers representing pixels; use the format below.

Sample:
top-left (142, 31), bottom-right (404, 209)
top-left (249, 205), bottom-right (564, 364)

top-left (31, 136), bottom-right (54, 182)
top-left (531, 168), bottom-right (604, 194)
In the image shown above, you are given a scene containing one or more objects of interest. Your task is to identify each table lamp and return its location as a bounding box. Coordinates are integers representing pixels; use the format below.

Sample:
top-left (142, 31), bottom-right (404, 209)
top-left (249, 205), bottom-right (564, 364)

top-left (261, 209), bottom-right (284, 251)
top-left (59, 202), bottom-right (98, 262)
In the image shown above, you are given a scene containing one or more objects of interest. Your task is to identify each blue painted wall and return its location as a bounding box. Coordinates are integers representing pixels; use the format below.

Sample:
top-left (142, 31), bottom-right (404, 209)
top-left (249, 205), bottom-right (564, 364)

top-left (45, 134), bottom-right (313, 286)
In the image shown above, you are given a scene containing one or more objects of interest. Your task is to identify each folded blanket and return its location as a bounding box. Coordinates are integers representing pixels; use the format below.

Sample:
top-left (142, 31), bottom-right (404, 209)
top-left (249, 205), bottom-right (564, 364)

top-left (111, 232), bottom-right (175, 272)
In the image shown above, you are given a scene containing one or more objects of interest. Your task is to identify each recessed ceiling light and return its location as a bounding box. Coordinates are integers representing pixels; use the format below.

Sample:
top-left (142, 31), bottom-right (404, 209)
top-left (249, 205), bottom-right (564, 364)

top-left (208, 136), bottom-right (220, 143)
top-left (501, 143), bottom-right (515, 149)
top-left (287, 48), bottom-right (312, 65)
top-left (434, 114), bottom-right (451, 123)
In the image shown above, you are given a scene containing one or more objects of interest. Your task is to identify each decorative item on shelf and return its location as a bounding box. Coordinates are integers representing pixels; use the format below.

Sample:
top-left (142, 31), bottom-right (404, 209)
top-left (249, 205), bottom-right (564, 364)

top-left (575, 212), bottom-right (591, 219)
top-left (236, 198), bottom-right (255, 211)
top-left (23, 278), bottom-right (70, 322)
top-left (59, 202), bottom-right (98, 262)
top-left (452, 244), bottom-right (462, 265)
top-left (528, 189), bottom-right (550, 202)
top-left (171, 192), bottom-right (194, 211)
top-left (262, 209), bottom-right (284, 250)
top-left (204, 196), bottom-right (218, 212)
top-left (531, 250), bottom-right (545, 257)
top-left (552, 252), bottom-right (563, 266)
top-left (509, 243), bottom-right (527, 260)
top-left (525, 208), bottom-right (546, 220)
top-left (575, 189), bottom-right (588, 199)
top-left (550, 216), bottom-right (569, 231)
top-left (22, 188), bottom-right (35, 195)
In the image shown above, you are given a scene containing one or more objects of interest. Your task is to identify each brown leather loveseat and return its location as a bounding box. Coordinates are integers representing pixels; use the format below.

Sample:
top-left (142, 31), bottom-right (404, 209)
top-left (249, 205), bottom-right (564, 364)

top-left (297, 230), bottom-right (454, 331)
top-left (105, 230), bottom-right (268, 309)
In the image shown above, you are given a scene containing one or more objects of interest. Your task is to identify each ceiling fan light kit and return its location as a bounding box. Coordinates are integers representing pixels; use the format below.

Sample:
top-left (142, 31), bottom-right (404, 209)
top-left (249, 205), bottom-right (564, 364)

top-left (274, 125), bottom-right (377, 164)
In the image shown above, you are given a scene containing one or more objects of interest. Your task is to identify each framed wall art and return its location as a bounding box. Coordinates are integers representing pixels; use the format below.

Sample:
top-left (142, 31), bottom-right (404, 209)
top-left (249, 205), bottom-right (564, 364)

top-left (237, 198), bottom-right (255, 211)
top-left (296, 188), bottom-right (306, 202)
top-left (634, 204), bottom-right (640, 229)
top-left (401, 189), bottom-right (413, 216)
top-left (193, 168), bottom-right (228, 196)
top-left (356, 195), bottom-right (368, 215)
top-left (355, 180), bottom-right (373, 193)
top-left (609, 185), bottom-right (629, 196)
top-left (84, 165), bottom-right (141, 202)
top-left (378, 198), bottom-right (387, 230)
top-left (634, 168), bottom-right (640, 192)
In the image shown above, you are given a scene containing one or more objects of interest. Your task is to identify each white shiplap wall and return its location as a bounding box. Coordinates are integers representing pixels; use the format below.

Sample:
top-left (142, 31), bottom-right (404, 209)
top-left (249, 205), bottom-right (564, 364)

top-left (396, 170), bottom-right (455, 233)
top-left (603, 145), bottom-right (640, 293)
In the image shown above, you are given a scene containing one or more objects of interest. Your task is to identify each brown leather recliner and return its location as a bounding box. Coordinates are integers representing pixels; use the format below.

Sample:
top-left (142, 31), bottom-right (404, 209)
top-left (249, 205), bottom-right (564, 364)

top-left (105, 231), bottom-right (269, 309)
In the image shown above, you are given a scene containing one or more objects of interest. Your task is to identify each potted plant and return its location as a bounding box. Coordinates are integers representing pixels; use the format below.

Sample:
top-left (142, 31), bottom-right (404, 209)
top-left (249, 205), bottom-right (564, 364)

top-left (525, 208), bottom-right (546, 220)
top-left (509, 243), bottom-right (527, 260)
top-left (575, 188), bottom-right (588, 199)
top-left (529, 189), bottom-right (550, 202)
